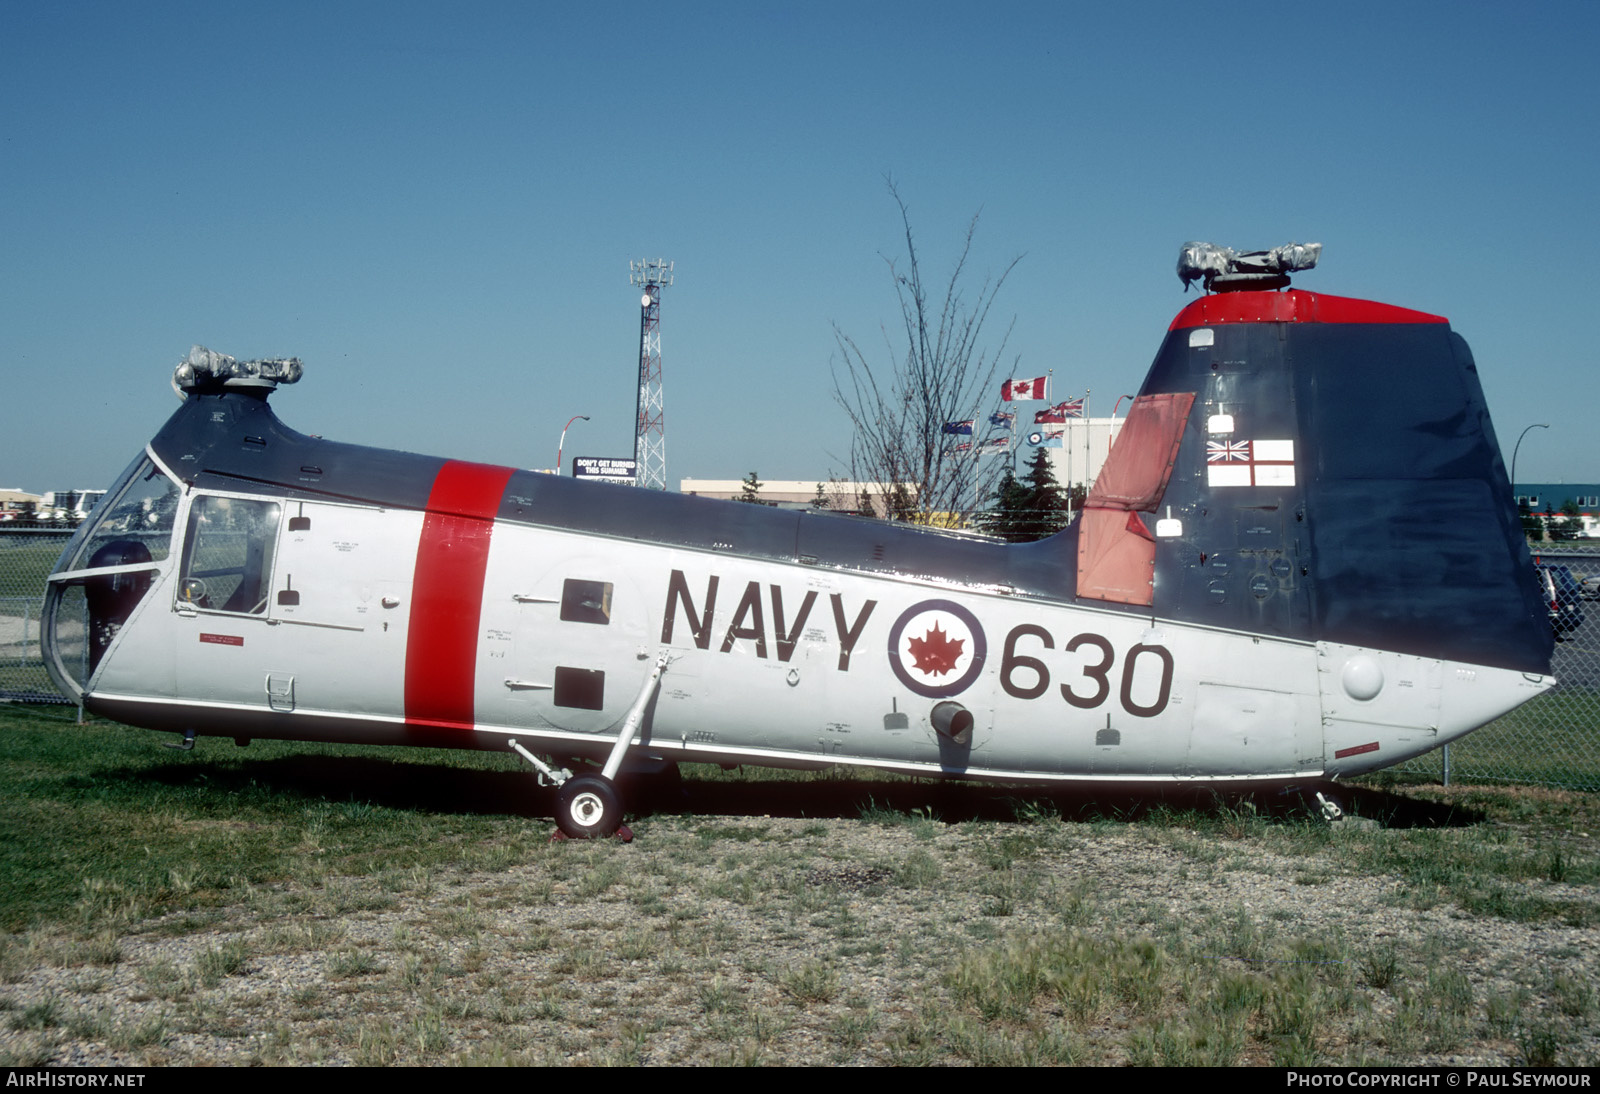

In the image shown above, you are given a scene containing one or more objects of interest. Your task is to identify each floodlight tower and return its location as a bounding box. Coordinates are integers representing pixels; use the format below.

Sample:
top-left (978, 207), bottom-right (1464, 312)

top-left (629, 258), bottom-right (674, 491)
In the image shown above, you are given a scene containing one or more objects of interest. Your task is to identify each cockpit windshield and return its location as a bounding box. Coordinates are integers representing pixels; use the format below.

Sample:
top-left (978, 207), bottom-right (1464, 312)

top-left (45, 453), bottom-right (179, 696)
top-left (63, 456), bottom-right (182, 573)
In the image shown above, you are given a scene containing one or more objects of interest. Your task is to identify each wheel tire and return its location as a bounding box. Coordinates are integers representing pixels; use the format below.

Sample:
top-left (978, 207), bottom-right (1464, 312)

top-left (556, 774), bottom-right (623, 839)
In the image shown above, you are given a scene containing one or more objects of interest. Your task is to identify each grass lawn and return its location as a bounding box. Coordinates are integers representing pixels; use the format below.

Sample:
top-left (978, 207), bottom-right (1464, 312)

top-left (0, 703), bottom-right (1596, 1065)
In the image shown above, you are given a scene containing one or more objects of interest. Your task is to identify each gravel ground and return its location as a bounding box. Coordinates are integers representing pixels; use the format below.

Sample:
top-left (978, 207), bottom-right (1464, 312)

top-left (2, 791), bottom-right (1597, 1067)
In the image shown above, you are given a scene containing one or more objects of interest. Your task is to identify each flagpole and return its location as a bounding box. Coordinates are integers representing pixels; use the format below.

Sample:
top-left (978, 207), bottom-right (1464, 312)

top-left (973, 417), bottom-right (983, 519)
top-left (1036, 371), bottom-right (1052, 477)
top-left (1065, 394), bottom-right (1073, 504)
top-left (1082, 390), bottom-right (1091, 507)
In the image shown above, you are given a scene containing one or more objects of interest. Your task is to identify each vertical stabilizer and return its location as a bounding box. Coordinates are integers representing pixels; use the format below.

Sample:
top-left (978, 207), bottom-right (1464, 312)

top-left (1112, 289), bottom-right (1551, 676)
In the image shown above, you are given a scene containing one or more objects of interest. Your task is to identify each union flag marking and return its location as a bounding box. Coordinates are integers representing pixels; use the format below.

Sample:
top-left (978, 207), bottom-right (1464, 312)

top-left (1206, 438), bottom-right (1296, 488)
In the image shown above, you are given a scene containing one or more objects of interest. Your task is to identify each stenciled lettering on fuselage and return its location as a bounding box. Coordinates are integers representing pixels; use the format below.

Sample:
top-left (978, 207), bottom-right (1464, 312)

top-left (661, 570), bottom-right (1175, 718)
top-left (660, 570), bottom-right (877, 671)
top-left (997, 624), bottom-right (1174, 718)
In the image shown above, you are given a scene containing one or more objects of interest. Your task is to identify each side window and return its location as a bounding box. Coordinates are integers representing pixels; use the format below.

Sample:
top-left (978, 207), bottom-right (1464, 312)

top-left (560, 579), bottom-right (613, 625)
top-left (553, 666), bottom-right (605, 709)
top-left (177, 497), bottom-right (282, 615)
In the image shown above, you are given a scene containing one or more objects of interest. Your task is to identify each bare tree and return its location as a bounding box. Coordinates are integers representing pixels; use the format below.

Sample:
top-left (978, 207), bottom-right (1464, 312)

top-left (831, 181), bottom-right (1022, 522)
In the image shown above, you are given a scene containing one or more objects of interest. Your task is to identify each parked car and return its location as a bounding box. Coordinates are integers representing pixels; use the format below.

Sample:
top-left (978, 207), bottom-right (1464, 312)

top-left (1536, 563), bottom-right (1585, 638)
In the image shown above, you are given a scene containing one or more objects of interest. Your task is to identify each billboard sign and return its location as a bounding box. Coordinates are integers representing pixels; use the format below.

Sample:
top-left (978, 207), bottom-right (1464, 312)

top-left (572, 457), bottom-right (638, 486)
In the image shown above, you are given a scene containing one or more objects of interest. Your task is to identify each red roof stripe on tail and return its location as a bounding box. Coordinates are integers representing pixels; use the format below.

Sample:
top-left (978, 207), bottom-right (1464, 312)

top-left (404, 459), bottom-right (515, 731)
top-left (1169, 290), bottom-right (1448, 331)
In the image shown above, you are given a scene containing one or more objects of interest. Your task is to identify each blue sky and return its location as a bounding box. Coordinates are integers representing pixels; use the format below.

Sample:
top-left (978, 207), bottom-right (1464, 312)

top-left (3, 1), bottom-right (1595, 492)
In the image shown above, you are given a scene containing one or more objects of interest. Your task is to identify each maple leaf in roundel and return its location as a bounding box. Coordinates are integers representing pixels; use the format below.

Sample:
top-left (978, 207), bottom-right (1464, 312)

top-left (907, 621), bottom-right (965, 676)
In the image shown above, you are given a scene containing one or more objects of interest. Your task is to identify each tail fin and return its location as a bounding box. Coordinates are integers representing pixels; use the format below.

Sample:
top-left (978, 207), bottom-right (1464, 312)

top-left (1125, 289), bottom-right (1550, 675)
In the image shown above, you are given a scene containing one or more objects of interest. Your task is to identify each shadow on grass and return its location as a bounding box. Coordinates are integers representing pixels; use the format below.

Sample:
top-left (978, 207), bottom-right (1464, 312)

top-left (106, 752), bottom-right (1482, 831)
top-left (656, 775), bottom-right (1486, 830)
top-left (1335, 783), bottom-right (1488, 829)
top-left (107, 754), bottom-right (554, 818)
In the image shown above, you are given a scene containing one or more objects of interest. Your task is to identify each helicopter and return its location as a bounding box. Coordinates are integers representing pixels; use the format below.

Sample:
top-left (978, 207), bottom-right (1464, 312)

top-left (40, 244), bottom-right (1553, 838)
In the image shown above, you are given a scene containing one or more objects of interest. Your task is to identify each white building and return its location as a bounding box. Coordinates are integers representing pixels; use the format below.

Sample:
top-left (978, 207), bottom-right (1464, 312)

top-left (1021, 417), bottom-right (1125, 492)
top-left (680, 479), bottom-right (910, 517)
top-left (0, 488), bottom-right (42, 520)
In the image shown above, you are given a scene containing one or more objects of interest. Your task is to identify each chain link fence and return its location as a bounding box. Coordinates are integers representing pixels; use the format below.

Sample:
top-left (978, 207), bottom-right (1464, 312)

top-left (0, 529), bottom-right (76, 703)
top-left (1388, 541), bottom-right (1600, 791)
top-left (2, 526), bottom-right (1596, 790)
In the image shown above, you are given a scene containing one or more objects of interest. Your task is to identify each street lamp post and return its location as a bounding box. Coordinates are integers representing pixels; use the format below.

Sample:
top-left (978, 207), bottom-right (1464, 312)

top-left (557, 415), bottom-right (590, 476)
top-left (1510, 422), bottom-right (1549, 494)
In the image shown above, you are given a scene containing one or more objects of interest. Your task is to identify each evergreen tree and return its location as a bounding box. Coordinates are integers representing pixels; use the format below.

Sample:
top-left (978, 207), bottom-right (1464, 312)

top-left (1018, 447), bottom-right (1069, 540)
top-left (738, 471), bottom-right (764, 504)
top-left (979, 449), bottom-right (1074, 541)
top-left (1064, 483), bottom-right (1087, 519)
top-left (978, 465), bottom-right (1031, 541)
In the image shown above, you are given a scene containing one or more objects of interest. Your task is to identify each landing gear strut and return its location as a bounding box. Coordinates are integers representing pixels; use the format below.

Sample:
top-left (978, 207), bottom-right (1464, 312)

top-left (508, 653), bottom-right (670, 841)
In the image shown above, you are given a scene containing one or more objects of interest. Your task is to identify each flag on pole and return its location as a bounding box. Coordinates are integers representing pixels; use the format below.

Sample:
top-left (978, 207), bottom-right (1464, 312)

top-left (941, 419), bottom-right (974, 435)
top-left (1027, 429), bottom-right (1065, 448)
top-left (943, 440), bottom-right (973, 455)
top-left (1000, 376), bottom-right (1048, 401)
top-left (1034, 398), bottom-right (1085, 423)
top-left (989, 411), bottom-right (1016, 429)
top-left (979, 435), bottom-right (1010, 451)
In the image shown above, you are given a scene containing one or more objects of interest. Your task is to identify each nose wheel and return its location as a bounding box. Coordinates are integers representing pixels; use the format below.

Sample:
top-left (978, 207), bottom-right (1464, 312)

top-left (556, 774), bottom-right (623, 839)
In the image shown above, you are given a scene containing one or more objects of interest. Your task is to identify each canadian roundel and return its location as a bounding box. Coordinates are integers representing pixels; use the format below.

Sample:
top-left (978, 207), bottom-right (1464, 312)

top-left (886, 599), bottom-right (987, 698)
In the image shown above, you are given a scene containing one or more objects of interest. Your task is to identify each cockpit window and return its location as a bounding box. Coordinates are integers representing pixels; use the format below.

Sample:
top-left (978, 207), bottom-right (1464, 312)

top-left (177, 496), bottom-right (282, 615)
top-left (68, 458), bottom-right (182, 571)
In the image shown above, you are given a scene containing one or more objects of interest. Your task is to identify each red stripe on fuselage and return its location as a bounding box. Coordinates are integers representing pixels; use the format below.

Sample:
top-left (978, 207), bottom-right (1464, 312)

top-left (404, 459), bottom-right (516, 730)
top-left (1168, 290), bottom-right (1448, 331)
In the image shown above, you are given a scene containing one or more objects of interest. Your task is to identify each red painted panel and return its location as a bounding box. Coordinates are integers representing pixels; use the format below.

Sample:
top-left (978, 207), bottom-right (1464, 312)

top-left (1169, 290), bottom-right (1448, 331)
top-left (404, 460), bottom-right (515, 730)
top-left (1076, 508), bottom-right (1156, 606)
top-left (1086, 392), bottom-right (1195, 511)
top-left (1334, 741), bottom-right (1381, 759)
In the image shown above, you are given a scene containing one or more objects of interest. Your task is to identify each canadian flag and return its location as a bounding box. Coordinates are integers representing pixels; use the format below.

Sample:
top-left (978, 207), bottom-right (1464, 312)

top-left (1001, 375), bottom-right (1048, 401)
